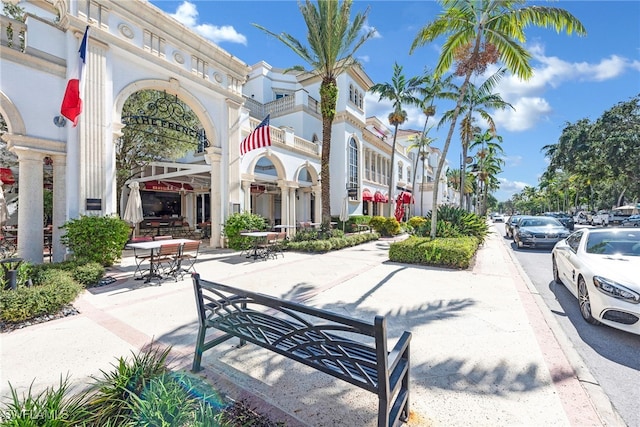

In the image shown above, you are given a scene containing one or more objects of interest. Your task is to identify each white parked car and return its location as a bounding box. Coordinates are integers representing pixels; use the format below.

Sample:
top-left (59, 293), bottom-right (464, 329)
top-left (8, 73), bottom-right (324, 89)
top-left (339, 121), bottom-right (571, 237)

top-left (491, 213), bottom-right (505, 222)
top-left (552, 228), bottom-right (640, 335)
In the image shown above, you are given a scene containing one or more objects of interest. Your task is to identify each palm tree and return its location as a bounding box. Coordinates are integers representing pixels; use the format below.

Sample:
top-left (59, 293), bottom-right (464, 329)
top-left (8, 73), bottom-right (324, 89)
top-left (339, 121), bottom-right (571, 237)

top-left (410, 73), bottom-right (457, 216)
top-left (407, 131), bottom-right (436, 216)
top-left (440, 69), bottom-right (512, 209)
top-left (410, 0), bottom-right (586, 237)
top-left (470, 130), bottom-right (504, 215)
top-left (370, 63), bottom-right (422, 217)
top-left (253, 0), bottom-right (376, 227)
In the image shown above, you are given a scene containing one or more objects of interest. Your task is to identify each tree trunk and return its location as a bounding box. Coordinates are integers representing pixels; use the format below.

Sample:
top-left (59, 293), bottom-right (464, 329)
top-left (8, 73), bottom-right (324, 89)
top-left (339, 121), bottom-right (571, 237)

top-left (319, 79), bottom-right (338, 227)
top-left (387, 124), bottom-right (399, 217)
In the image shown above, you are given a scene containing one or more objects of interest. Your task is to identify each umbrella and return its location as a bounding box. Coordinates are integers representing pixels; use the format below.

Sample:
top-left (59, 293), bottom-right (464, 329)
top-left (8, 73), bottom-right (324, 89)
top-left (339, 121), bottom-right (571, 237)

top-left (0, 180), bottom-right (8, 227)
top-left (123, 181), bottom-right (144, 237)
top-left (340, 196), bottom-right (349, 232)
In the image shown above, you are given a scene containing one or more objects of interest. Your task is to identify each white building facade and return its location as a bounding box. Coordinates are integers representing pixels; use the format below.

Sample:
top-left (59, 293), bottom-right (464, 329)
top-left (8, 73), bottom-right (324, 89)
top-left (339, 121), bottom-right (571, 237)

top-left (0, 0), bottom-right (456, 264)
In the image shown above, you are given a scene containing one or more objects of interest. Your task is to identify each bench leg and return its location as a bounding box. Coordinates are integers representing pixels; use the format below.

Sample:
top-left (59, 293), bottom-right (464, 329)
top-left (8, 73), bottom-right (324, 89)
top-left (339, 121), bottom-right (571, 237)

top-left (192, 325), bottom-right (206, 372)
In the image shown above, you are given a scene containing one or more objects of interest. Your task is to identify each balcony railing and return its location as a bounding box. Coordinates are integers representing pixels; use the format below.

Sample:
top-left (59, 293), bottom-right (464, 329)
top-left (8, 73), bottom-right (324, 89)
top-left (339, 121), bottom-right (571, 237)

top-left (244, 93), bottom-right (321, 120)
top-left (1, 15), bottom-right (26, 52)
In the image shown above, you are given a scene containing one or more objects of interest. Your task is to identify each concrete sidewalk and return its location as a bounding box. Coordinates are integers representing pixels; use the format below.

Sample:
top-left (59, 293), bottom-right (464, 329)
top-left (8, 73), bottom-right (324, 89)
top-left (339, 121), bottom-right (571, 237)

top-left (0, 226), bottom-right (620, 426)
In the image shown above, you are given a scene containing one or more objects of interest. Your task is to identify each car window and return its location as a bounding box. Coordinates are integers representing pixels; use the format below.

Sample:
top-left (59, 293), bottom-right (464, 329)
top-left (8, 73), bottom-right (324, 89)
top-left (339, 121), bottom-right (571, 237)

top-left (566, 231), bottom-right (582, 252)
top-left (586, 230), bottom-right (640, 256)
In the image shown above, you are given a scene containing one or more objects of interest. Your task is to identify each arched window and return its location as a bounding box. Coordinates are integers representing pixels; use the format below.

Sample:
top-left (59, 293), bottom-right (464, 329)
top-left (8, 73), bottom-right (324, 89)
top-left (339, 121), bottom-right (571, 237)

top-left (398, 161), bottom-right (403, 181)
top-left (348, 138), bottom-right (358, 193)
top-left (349, 85), bottom-right (354, 102)
top-left (358, 93), bottom-right (363, 109)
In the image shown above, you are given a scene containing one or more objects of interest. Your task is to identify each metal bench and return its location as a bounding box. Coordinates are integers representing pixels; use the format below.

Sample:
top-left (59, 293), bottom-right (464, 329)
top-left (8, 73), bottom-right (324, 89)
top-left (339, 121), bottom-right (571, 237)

top-left (191, 274), bottom-right (412, 427)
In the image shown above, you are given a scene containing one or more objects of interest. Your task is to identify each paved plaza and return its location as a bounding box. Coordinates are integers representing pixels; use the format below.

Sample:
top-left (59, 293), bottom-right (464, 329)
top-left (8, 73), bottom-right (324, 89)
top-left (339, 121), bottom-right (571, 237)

top-left (0, 226), bottom-right (622, 426)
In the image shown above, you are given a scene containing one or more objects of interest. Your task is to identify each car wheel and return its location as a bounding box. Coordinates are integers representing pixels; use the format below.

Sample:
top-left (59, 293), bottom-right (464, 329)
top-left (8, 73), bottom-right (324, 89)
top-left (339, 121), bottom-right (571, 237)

top-left (552, 256), bottom-right (562, 285)
top-left (578, 277), bottom-right (600, 325)
top-left (634, 223), bottom-right (639, 227)
top-left (516, 238), bottom-right (524, 249)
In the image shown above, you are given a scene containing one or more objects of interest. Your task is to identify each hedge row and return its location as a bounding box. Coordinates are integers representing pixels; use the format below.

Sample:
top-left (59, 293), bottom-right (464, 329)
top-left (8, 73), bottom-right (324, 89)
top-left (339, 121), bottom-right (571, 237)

top-left (388, 235), bottom-right (480, 269)
top-left (286, 231), bottom-right (380, 252)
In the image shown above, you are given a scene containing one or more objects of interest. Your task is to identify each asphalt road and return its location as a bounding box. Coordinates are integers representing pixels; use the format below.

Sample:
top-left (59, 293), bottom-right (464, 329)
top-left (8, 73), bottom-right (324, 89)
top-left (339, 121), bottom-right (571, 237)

top-left (492, 222), bottom-right (640, 427)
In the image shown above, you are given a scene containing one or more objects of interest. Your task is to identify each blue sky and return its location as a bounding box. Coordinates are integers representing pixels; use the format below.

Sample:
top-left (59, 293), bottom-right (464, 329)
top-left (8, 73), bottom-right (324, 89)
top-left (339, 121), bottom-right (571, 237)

top-left (150, 0), bottom-right (640, 202)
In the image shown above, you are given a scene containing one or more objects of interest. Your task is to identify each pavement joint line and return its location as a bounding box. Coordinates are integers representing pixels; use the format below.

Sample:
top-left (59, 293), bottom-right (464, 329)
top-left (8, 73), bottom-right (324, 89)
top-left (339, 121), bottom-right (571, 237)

top-left (496, 227), bottom-right (624, 427)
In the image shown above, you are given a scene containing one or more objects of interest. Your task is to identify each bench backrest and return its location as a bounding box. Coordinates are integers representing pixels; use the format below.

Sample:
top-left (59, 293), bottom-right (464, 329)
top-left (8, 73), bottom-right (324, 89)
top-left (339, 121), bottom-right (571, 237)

top-left (192, 274), bottom-right (386, 393)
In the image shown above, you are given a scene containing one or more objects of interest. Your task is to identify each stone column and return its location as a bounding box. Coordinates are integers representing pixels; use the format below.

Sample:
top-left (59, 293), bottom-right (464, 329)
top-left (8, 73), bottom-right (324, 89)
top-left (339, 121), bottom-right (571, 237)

top-left (278, 181), bottom-right (289, 229)
top-left (241, 181), bottom-right (252, 213)
top-left (312, 184), bottom-right (322, 225)
top-left (51, 154), bottom-right (67, 262)
top-left (15, 149), bottom-right (44, 263)
top-left (206, 146), bottom-right (222, 247)
top-left (288, 186), bottom-right (297, 237)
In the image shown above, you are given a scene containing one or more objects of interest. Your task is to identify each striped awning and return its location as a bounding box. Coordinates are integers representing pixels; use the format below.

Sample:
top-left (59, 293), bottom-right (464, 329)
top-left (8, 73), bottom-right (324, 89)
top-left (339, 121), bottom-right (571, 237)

top-left (374, 192), bottom-right (388, 203)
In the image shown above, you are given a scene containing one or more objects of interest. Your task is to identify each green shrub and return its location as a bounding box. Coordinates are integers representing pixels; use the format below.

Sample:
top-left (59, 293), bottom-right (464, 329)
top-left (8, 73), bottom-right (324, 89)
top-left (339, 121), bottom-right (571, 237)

top-left (60, 215), bottom-right (131, 266)
top-left (0, 270), bottom-right (82, 323)
top-left (407, 216), bottom-right (427, 229)
top-left (389, 235), bottom-right (480, 269)
top-left (369, 216), bottom-right (401, 237)
top-left (223, 212), bottom-right (268, 250)
top-left (0, 260), bottom-right (32, 289)
top-left (333, 215), bottom-right (371, 233)
top-left (72, 262), bottom-right (106, 287)
top-left (286, 232), bottom-right (379, 252)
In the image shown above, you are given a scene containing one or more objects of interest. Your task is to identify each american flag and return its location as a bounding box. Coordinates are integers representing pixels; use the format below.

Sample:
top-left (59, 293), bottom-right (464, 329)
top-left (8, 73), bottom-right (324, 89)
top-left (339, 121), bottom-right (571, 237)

top-left (240, 115), bottom-right (271, 155)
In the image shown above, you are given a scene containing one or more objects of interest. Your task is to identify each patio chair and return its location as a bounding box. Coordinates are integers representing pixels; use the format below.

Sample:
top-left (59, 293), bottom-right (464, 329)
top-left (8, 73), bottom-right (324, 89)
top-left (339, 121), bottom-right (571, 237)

top-left (269, 232), bottom-right (286, 259)
top-left (174, 240), bottom-right (201, 279)
top-left (151, 243), bottom-right (182, 281)
top-left (154, 235), bottom-right (173, 241)
top-left (126, 236), bottom-right (154, 279)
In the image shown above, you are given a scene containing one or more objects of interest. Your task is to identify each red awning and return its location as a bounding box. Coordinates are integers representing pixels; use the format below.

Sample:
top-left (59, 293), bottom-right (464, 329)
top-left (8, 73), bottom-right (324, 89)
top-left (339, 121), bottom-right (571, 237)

top-left (140, 180), bottom-right (193, 192)
top-left (374, 192), bottom-right (388, 203)
top-left (0, 168), bottom-right (15, 185)
top-left (362, 189), bottom-right (373, 201)
top-left (398, 191), bottom-right (414, 204)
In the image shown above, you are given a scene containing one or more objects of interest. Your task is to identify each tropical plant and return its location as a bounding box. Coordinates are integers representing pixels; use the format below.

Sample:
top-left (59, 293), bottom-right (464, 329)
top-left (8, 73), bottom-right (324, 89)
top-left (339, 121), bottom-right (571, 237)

top-left (370, 63), bottom-right (422, 217)
top-left (410, 0), bottom-right (586, 237)
top-left (253, 0), bottom-right (376, 228)
top-left (425, 204), bottom-right (489, 243)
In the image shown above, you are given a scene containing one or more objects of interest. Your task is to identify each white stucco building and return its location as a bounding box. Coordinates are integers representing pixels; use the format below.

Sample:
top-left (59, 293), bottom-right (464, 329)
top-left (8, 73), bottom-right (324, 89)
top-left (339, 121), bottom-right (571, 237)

top-left (0, 0), bottom-right (456, 264)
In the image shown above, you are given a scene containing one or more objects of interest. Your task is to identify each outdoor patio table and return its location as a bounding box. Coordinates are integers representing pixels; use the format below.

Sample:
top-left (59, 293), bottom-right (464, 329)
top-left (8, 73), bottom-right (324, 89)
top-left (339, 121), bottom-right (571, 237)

top-left (126, 238), bottom-right (197, 282)
top-left (240, 231), bottom-right (270, 260)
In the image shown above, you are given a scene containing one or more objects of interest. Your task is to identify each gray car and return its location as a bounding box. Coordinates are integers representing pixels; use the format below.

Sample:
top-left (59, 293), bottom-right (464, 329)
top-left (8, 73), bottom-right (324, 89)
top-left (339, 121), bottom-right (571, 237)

top-left (622, 214), bottom-right (640, 227)
top-left (513, 216), bottom-right (570, 249)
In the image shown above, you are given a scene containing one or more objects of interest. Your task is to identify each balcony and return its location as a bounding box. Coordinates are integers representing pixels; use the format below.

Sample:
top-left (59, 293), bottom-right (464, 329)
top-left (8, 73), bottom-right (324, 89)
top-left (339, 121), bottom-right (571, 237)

top-left (244, 92), bottom-right (321, 120)
top-left (248, 117), bottom-right (320, 158)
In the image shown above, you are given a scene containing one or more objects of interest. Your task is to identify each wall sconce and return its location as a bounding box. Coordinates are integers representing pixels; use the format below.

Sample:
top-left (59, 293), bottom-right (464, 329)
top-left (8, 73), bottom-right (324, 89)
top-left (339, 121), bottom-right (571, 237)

top-left (53, 115), bottom-right (67, 127)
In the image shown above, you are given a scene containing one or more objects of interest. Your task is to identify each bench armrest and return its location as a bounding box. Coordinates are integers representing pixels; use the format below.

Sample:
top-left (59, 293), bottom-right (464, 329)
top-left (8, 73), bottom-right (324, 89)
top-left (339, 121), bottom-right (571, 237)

top-left (387, 331), bottom-right (411, 374)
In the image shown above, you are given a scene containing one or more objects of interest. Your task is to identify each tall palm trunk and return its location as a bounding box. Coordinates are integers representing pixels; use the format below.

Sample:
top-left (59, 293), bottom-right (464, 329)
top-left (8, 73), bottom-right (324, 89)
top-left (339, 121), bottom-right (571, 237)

top-left (320, 78), bottom-right (338, 227)
top-left (387, 124), bottom-right (399, 217)
top-left (429, 34), bottom-right (480, 237)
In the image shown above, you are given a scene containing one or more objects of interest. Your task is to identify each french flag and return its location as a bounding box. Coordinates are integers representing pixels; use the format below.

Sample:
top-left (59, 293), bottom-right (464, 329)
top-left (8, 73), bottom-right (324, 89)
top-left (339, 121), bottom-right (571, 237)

top-left (60, 26), bottom-right (89, 127)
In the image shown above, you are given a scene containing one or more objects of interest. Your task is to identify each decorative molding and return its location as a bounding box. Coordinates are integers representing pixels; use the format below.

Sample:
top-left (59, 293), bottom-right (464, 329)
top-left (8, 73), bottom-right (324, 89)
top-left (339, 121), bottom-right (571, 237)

top-left (173, 51), bottom-right (185, 64)
top-left (213, 72), bottom-right (223, 83)
top-left (118, 23), bottom-right (134, 39)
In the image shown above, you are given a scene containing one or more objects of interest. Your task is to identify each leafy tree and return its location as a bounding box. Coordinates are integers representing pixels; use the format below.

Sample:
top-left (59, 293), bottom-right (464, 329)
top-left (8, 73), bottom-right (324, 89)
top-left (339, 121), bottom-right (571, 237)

top-left (116, 90), bottom-right (203, 212)
top-left (410, 0), bottom-right (586, 237)
top-left (253, 0), bottom-right (376, 227)
top-left (470, 130), bottom-right (504, 215)
top-left (370, 63), bottom-right (422, 216)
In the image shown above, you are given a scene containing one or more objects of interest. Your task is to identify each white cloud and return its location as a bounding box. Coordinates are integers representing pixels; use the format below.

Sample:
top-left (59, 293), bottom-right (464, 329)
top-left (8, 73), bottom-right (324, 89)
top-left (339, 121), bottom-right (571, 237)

top-left (503, 155), bottom-right (523, 168)
top-left (498, 177), bottom-right (529, 195)
top-left (364, 92), bottom-right (436, 131)
top-left (359, 55), bottom-right (370, 63)
top-left (170, 1), bottom-right (247, 45)
top-left (493, 97), bottom-right (552, 132)
top-left (363, 23), bottom-right (382, 39)
top-left (482, 43), bottom-right (638, 132)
